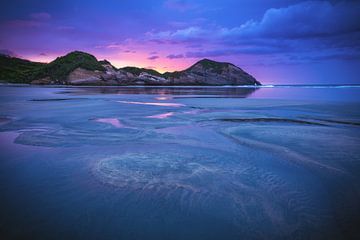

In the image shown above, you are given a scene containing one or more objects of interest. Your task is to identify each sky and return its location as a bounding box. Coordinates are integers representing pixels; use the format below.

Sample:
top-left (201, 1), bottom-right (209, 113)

top-left (0, 0), bottom-right (359, 84)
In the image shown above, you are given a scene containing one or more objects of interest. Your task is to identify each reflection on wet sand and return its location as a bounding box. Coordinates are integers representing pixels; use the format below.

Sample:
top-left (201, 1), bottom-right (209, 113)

top-left (217, 117), bottom-right (327, 126)
top-left (146, 112), bottom-right (174, 119)
top-left (30, 98), bottom-right (87, 101)
top-left (94, 118), bottom-right (124, 128)
top-left (155, 96), bottom-right (172, 100)
top-left (66, 86), bottom-right (258, 98)
top-left (118, 101), bottom-right (185, 107)
top-left (0, 117), bottom-right (12, 125)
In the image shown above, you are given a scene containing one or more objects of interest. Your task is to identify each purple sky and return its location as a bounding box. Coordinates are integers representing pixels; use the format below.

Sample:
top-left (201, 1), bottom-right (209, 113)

top-left (0, 0), bottom-right (359, 84)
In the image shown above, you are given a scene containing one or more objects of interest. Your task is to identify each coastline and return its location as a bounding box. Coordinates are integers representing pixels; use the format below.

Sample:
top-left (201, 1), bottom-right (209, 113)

top-left (1, 82), bottom-right (359, 88)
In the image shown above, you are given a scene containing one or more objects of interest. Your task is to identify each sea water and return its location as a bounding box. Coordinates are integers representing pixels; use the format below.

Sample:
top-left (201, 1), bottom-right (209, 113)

top-left (0, 85), bottom-right (359, 239)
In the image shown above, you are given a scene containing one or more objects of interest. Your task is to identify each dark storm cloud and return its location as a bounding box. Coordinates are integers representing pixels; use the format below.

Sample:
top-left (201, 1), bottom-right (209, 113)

top-left (148, 1), bottom-right (360, 42)
top-left (221, 1), bottom-right (360, 39)
top-left (149, 1), bottom-right (360, 58)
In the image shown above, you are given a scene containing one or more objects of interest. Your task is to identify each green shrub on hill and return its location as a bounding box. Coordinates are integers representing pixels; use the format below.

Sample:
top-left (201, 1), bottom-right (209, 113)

top-left (0, 55), bottom-right (45, 83)
top-left (0, 51), bottom-right (105, 83)
top-left (30, 51), bottom-right (105, 82)
top-left (120, 66), bottom-right (163, 77)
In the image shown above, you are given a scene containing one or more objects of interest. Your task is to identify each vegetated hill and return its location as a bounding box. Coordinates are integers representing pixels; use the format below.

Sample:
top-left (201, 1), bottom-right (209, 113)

top-left (189, 58), bottom-right (235, 74)
top-left (99, 60), bottom-right (117, 70)
top-left (0, 51), bottom-right (107, 84)
top-left (163, 58), bottom-right (261, 85)
top-left (29, 51), bottom-right (106, 83)
top-left (120, 66), bottom-right (163, 77)
top-left (0, 54), bottom-right (45, 83)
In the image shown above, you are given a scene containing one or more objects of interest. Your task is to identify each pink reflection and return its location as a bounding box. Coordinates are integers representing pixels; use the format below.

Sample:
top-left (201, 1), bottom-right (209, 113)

top-left (95, 118), bottom-right (124, 128)
top-left (146, 112), bottom-right (174, 119)
top-left (0, 117), bottom-right (11, 125)
top-left (118, 101), bottom-right (184, 107)
top-left (155, 96), bottom-right (171, 100)
top-left (183, 109), bottom-right (201, 115)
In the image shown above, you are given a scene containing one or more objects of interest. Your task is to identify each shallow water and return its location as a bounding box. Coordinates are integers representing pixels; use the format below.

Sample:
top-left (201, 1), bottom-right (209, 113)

top-left (0, 85), bottom-right (360, 240)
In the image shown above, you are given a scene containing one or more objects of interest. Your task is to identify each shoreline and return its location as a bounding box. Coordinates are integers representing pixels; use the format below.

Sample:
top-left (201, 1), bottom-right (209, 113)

top-left (1, 83), bottom-right (360, 89)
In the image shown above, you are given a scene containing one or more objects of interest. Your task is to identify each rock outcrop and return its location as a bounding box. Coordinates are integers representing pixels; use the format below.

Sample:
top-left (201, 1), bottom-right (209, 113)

top-left (67, 68), bottom-right (103, 85)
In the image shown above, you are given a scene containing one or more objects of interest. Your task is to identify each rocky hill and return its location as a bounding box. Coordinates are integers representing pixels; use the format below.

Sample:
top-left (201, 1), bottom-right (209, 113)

top-left (0, 51), bottom-right (260, 86)
top-left (164, 59), bottom-right (260, 85)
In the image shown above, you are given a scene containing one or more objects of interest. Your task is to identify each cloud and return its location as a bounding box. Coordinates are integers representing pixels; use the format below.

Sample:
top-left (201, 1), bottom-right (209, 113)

top-left (2, 12), bottom-right (52, 28)
top-left (220, 1), bottom-right (360, 39)
top-left (167, 54), bottom-right (184, 59)
top-left (185, 46), bottom-right (359, 63)
top-left (289, 52), bottom-right (360, 63)
top-left (0, 49), bottom-right (19, 57)
top-left (184, 45), bottom-right (287, 58)
top-left (57, 26), bottom-right (75, 31)
top-left (3, 19), bottom-right (45, 28)
top-left (186, 44), bottom-right (202, 48)
top-left (106, 44), bottom-right (122, 49)
top-left (151, 1), bottom-right (360, 43)
top-left (30, 12), bottom-right (51, 21)
top-left (148, 55), bottom-right (159, 60)
top-left (164, 0), bottom-right (197, 11)
top-left (146, 1), bottom-right (360, 64)
top-left (185, 44), bottom-right (287, 58)
top-left (146, 27), bottom-right (207, 43)
top-left (94, 43), bottom-right (122, 49)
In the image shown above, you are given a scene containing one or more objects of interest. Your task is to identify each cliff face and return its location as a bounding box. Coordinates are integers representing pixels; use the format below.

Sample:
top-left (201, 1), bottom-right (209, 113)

top-left (0, 51), bottom-right (260, 86)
